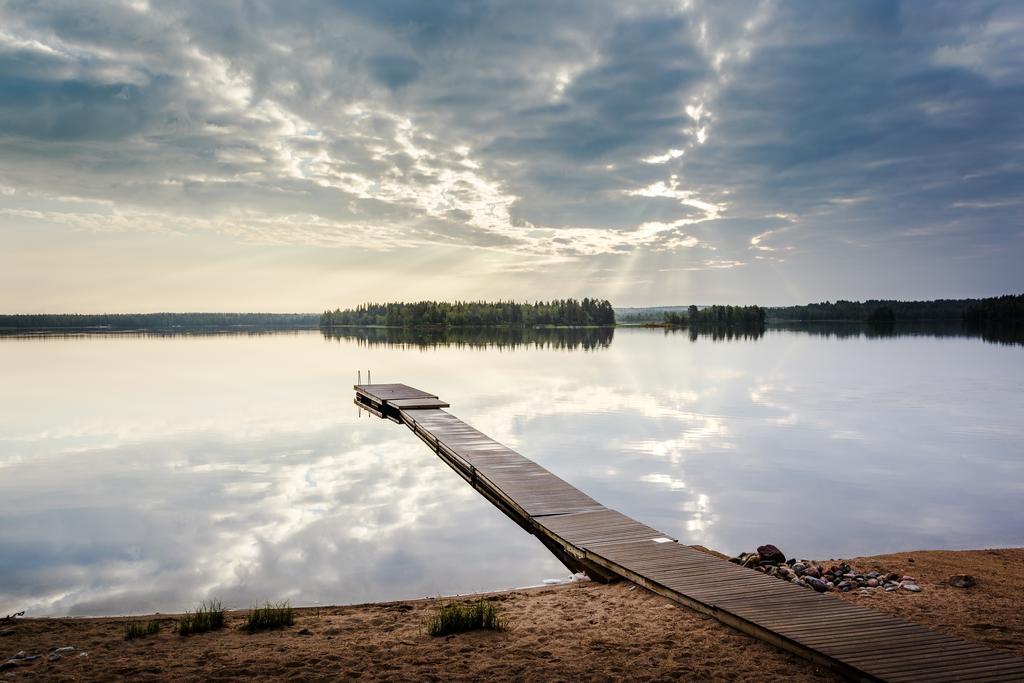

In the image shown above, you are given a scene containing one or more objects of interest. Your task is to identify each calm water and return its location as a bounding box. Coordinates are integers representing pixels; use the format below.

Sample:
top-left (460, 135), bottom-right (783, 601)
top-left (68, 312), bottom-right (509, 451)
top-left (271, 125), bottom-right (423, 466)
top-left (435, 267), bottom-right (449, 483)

top-left (1, 327), bottom-right (1022, 616)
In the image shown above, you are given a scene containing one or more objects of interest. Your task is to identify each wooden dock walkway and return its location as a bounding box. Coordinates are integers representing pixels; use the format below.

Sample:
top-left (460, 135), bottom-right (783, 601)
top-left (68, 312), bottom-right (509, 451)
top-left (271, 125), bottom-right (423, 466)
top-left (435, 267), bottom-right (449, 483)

top-left (355, 383), bottom-right (1024, 682)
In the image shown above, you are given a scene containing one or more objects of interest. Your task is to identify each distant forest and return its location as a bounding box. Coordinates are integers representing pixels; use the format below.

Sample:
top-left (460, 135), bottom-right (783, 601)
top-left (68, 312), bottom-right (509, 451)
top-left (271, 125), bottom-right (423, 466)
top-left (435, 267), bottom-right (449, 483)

top-left (321, 299), bottom-right (616, 327)
top-left (0, 313), bottom-right (320, 331)
top-left (767, 295), bottom-right (1024, 324)
top-left (619, 295), bottom-right (1024, 333)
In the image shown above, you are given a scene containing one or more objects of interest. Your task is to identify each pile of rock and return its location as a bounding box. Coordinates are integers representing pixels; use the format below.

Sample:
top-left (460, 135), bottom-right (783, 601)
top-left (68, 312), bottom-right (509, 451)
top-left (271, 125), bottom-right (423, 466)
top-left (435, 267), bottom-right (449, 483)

top-left (728, 544), bottom-right (922, 594)
top-left (1, 651), bottom-right (40, 672)
top-left (1, 645), bottom-right (83, 672)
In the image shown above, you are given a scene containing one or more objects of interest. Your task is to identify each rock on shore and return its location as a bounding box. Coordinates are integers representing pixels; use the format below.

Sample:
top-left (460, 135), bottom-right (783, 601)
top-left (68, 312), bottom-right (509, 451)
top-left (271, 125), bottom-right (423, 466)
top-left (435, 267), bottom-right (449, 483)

top-left (729, 546), bottom-right (923, 594)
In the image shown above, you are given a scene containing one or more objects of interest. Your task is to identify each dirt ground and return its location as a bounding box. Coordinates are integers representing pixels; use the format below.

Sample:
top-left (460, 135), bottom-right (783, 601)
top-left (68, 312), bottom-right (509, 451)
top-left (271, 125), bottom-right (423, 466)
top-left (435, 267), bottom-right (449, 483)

top-left (1, 548), bottom-right (1020, 681)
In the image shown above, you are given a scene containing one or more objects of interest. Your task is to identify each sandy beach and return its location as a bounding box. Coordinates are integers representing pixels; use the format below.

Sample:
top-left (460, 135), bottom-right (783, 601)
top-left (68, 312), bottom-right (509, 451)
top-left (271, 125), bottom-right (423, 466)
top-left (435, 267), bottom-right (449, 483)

top-left (2, 548), bottom-right (1021, 681)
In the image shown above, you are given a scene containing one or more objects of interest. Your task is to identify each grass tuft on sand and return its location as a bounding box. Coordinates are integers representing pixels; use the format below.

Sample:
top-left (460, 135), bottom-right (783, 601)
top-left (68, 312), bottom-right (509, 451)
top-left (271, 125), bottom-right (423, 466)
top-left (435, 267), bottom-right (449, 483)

top-left (243, 602), bottom-right (295, 633)
top-left (124, 619), bottom-right (160, 640)
top-left (178, 600), bottom-right (226, 636)
top-left (427, 599), bottom-right (505, 637)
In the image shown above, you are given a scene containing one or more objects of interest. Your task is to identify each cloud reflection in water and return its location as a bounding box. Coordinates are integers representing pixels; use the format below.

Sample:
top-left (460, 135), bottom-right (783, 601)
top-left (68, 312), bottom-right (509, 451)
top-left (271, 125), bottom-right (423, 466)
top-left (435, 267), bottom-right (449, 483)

top-left (1, 327), bottom-right (1022, 616)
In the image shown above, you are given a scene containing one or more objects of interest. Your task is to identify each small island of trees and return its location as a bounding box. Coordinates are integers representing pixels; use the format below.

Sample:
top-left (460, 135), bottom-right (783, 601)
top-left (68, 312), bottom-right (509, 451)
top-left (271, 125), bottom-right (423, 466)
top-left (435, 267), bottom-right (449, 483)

top-left (662, 305), bottom-right (767, 328)
top-left (321, 299), bottom-right (616, 328)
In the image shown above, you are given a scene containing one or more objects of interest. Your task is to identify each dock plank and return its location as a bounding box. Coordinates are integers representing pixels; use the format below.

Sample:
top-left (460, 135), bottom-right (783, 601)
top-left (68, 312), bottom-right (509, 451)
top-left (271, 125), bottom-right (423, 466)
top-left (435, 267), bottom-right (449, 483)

top-left (388, 397), bottom-right (451, 409)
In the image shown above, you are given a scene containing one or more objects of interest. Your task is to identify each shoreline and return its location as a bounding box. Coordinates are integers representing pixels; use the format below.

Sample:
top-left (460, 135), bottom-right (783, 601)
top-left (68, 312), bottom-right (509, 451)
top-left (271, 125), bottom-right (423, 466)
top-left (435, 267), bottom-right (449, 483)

top-left (3, 547), bottom-right (1021, 680)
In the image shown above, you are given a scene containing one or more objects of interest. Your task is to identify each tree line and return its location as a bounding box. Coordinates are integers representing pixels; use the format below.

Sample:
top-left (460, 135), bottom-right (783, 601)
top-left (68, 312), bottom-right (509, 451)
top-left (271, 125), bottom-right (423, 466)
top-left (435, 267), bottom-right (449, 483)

top-left (321, 299), bottom-right (616, 327)
top-left (765, 296), bottom-right (1024, 323)
top-left (961, 295), bottom-right (1024, 327)
top-left (663, 304), bottom-right (766, 327)
top-left (0, 313), bottom-right (320, 331)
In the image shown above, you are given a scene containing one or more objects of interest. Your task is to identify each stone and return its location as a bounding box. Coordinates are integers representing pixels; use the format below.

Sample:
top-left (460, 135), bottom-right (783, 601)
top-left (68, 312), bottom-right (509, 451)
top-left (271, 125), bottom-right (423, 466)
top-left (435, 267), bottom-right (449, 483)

top-left (297, 628), bottom-right (312, 636)
top-left (901, 583), bottom-right (921, 592)
top-left (757, 544), bottom-right (786, 564)
top-left (866, 571), bottom-right (880, 579)
top-left (12, 653), bottom-right (24, 660)
top-left (803, 566), bottom-right (820, 579)
top-left (742, 555), bottom-right (760, 569)
top-left (47, 654), bottom-right (61, 663)
top-left (866, 579), bottom-right (878, 587)
top-left (728, 556), bottom-right (741, 564)
top-left (52, 647), bottom-right (75, 654)
top-left (792, 562), bottom-right (806, 575)
top-left (0, 661), bottom-right (17, 672)
top-left (948, 574), bottom-right (976, 588)
top-left (837, 580), bottom-right (852, 589)
top-left (901, 576), bottom-right (915, 582)
top-left (805, 577), bottom-right (828, 593)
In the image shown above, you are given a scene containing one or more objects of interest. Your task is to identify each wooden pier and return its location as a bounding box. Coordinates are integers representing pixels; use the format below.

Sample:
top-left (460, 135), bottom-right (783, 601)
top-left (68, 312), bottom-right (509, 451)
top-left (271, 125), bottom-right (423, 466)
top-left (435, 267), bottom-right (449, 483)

top-left (355, 383), bottom-right (1024, 682)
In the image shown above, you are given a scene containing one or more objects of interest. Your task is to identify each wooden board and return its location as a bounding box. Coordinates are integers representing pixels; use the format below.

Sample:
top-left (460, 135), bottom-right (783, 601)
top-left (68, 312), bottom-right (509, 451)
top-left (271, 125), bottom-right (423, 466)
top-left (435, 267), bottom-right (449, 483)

top-left (360, 383), bottom-right (1024, 682)
top-left (388, 397), bottom-right (451, 409)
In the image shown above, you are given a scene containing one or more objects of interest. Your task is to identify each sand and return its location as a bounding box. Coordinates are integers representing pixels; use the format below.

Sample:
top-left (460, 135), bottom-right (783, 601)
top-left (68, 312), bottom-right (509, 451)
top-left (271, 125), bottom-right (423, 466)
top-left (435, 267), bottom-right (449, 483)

top-left (827, 548), bottom-right (1024, 657)
top-left (1, 548), bottom-right (1020, 681)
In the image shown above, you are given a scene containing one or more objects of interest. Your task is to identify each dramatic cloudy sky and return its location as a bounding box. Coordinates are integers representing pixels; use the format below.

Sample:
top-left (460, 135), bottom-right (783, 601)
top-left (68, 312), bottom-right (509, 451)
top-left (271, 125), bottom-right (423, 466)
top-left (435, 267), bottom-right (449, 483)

top-left (0, 1), bottom-right (1021, 311)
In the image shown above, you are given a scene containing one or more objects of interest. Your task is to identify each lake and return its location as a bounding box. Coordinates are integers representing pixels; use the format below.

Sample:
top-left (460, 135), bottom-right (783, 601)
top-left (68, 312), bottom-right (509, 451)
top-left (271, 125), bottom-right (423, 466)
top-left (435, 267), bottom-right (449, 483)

top-left (1, 326), bottom-right (1021, 616)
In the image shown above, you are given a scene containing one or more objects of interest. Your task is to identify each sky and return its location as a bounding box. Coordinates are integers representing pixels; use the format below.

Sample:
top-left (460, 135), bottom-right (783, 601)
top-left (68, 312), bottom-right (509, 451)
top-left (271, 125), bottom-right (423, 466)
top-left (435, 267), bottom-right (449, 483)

top-left (0, 0), bottom-right (1021, 312)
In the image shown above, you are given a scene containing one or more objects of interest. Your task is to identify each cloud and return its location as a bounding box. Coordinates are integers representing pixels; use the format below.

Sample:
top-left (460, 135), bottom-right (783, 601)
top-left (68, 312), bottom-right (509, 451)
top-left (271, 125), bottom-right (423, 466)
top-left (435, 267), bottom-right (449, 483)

top-left (0, 0), bottom-right (1021, 301)
top-left (367, 55), bottom-right (421, 89)
top-left (625, 174), bottom-right (725, 220)
top-left (683, 2), bottom-right (1024, 242)
top-left (658, 259), bottom-right (745, 272)
top-left (749, 226), bottom-right (795, 253)
top-left (643, 149), bottom-right (685, 164)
